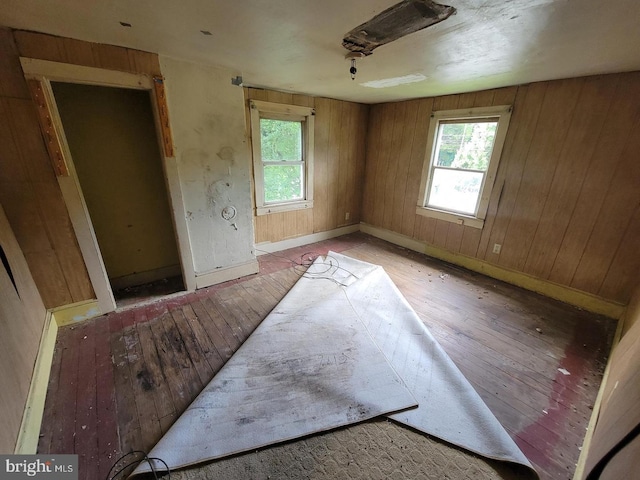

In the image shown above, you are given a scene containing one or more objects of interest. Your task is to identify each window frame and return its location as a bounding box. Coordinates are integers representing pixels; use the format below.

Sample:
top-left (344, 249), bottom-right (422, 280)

top-left (250, 99), bottom-right (315, 216)
top-left (416, 105), bottom-right (512, 229)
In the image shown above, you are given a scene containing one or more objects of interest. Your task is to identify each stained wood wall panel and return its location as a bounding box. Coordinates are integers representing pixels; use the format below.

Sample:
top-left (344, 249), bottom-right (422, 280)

top-left (523, 76), bottom-right (615, 279)
top-left (363, 72), bottom-right (640, 304)
top-left (478, 83), bottom-right (546, 262)
top-left (13, 30), bottom-right (162, 76)
top-left (498, 78), bottom-right (584, 272)
top-left (246, 88), bottom-right (368, 244)
top-left (0, 29), bottom-right (164, 308)
top-left (548, 74), bottom-right (640, 287)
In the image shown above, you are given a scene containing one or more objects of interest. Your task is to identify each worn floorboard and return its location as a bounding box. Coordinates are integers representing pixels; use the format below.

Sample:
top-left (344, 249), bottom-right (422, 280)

top-left (38, 233), bottom-right (616, 480)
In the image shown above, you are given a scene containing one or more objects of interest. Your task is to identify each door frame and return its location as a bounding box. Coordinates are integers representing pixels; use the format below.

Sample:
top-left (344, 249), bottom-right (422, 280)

top-left (20, 57), bottom-right (196, 314)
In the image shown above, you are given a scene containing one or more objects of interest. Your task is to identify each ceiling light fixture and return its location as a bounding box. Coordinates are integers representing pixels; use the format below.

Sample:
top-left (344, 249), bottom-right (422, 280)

top-left (345, 52), bottom-right (365, 81)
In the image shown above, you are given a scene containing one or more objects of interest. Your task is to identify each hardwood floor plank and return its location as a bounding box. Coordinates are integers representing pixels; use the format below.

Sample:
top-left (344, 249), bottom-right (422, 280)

top-left (39, 233), bottom-right (614, 480)
top-left (135, 321), bottom-right (175, 422)
top-left (37, 324), bottom-right (65, 454)
top-left (94, 316), bottom-right (119, 480)
top-left (50, 324), bottom-right (81, 455)
top-left (74, 321), bottom-right (99, 480)
top-left (181, 303), bottom-right (225, 373)
top-left (147, 313), bottom-right (192, 416)
top-left (200, 297), bottom-right (243, 353)
top-left (109, 311), bottom-right (143, 456)
top-left (122, 312), bottom-right (162, 454)
top-left (171, 306), bottom-right (214, 385)
top-left (189, 298), bottom-right (235, 361)
top-left (211, 287), bottom-right (255, 338)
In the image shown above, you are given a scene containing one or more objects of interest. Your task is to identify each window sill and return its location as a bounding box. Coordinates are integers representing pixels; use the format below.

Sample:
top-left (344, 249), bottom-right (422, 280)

top-left (415, 206), bottom-right (484, 229)
top-left (256, 200), bottom-right (314, 216)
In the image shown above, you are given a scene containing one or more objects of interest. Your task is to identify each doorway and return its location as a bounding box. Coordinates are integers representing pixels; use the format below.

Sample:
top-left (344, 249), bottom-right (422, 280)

top-left (51, 82), bottom-right (184, 307)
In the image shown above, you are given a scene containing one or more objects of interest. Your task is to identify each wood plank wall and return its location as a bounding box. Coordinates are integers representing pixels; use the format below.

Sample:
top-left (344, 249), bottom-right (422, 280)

top-left (0, 29), bottom-right (162, 308)
top-left (362, 72), bottom-right (640, 305)
top-left (245, 88), bottom-right (368, 244)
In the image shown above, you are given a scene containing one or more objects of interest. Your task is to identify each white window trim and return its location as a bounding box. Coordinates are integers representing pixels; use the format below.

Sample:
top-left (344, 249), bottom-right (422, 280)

top-left (416, 105), bottom-right (512, 229)
top-left (250, 99), bottom-right (315, 216)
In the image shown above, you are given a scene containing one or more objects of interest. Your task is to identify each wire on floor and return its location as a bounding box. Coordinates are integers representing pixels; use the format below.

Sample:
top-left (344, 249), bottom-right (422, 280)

top-left (254, 248), bottom-right (359, 286)
top-left (106, 450), bottom-right (170, 480)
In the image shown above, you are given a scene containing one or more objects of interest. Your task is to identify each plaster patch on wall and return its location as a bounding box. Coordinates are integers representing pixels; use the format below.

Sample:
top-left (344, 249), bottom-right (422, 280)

top-left (217, 146), bottom-right (236, 164)
top-left (206, 178), bottom-right (233, 209)
top-left (160, 56), bottom-right (255, 275)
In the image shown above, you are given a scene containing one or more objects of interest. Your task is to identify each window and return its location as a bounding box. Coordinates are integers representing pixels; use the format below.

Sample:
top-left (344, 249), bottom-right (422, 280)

top-left (250, 100), bottom-right (314, 215)
top-left (416, 105), bottom-right (512, 228)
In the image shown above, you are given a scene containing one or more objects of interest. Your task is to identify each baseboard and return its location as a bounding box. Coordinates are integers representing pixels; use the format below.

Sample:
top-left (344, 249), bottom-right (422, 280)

top-left (254, 224), bottom-right (360, 255)
top-left (360, 223), bottom-right (625, 319)
top-left (110, 264), bottom-right (182, 290)
top-left (14, 312), bottom-right (58, 454)
top-left (51, 299), bottom-right (101, 327)
top-left (195, 259), bottom-right (260, 289)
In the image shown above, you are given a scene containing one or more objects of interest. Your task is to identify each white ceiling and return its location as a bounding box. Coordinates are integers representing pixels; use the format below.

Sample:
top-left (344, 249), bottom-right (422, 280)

top-left (2, 0), bottom-right (639, 103)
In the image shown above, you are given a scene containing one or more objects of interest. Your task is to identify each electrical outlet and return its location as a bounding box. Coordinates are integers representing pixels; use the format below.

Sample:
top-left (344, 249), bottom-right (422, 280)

top-left (345, 212), bottom-right (350, 220)
top-left (492, 243), bottom-right (502, 254)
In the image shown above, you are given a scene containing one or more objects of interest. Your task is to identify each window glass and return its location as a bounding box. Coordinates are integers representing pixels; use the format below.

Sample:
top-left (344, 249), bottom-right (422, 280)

top-left (260, 119), bottom-right (302, 162)
top-left (427, 168), bottom-right (484, 215)
top-left (264, 164), bottom-right (303, 203)
top-left (435, 121), bottom-right (497, 170)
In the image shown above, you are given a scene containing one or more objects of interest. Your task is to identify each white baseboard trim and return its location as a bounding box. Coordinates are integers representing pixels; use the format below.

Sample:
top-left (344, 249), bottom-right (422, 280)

top-left (254, 224), bottom-right (360, 255)
top-left (196, 259), bottom-right (260, 289)
top-left (110, 264), bottom-right (182, 290)
top-left (15, 312), bottom-right (58, 454)
top-left (360, 223), bottom-right (625, 319)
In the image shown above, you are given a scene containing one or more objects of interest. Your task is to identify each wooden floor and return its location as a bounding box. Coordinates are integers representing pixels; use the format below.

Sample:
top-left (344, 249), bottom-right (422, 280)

top-left (37, 233), bottom-right (616, 480)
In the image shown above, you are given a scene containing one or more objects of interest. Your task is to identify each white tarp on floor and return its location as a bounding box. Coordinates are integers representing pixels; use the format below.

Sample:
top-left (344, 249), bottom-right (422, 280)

top-left (132, 253), bottom-right (418, 475)
top-left (133, 252), bottom-right (536, 478)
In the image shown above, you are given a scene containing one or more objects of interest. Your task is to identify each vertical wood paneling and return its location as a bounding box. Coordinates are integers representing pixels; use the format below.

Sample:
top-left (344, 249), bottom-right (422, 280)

top-left (313, 97), bottom-right (330, 234)
top-left (498, 77), bottom-right (584, 271)
top-left (363, 72), bottom-right (640, 304)
top-left (14, 30), bottom-right (67, 62)
top-left (15, 30), bottom-right (161, 76)
top-left (1, 29), bottom-right (163, 307)
top-left (400, 98), bottom-right (432, 238)
top-left (479, 83), bottom-right (546, 261)
top-left (523, 75), bottom-right (616, 278)
top-left (362, 104), bottom-right (383, 225)
top-left (333, 102), bottom-right (354, 227)
top-left (325, 99), bottom-right (342, 230)
top-left (351, 104), bottom-right (367, 224)
top-left (0, 29), bottom-right (30, 99)
top-left (372, 103), bottom-right (396, 228)
top-left (570, 112), bottom-right (640, 298)
top-left (382, 102), bottom-right (407, 230)
top-left (599, 204), bottom-right (640, 301)
top-left (549, 73), bottom-right (640, 288)
top-left (391, 101), bottom-right (418, 234)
